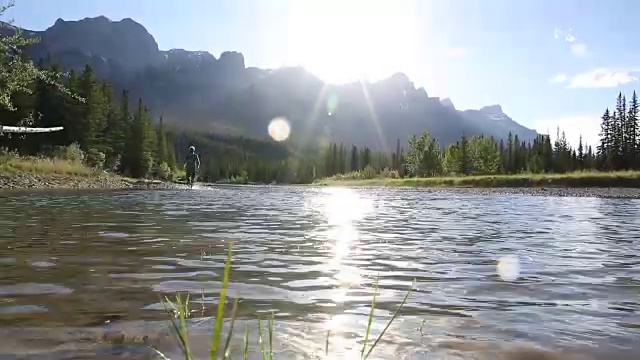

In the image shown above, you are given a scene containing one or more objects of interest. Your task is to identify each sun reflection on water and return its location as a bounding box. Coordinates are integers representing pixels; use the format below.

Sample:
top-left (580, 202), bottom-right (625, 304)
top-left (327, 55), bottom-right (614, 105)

top-left (311, 188), bottom-right (377, 356)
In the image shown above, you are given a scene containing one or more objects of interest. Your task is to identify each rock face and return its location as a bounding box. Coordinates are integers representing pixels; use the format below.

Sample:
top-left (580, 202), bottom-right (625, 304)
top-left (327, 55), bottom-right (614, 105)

top-left (7, 16), bottom-right (538, 149)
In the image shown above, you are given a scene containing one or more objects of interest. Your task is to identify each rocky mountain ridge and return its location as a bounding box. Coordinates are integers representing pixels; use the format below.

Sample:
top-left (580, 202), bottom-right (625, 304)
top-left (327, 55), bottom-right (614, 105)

top-left (1, 16), bottom-right (539, 149)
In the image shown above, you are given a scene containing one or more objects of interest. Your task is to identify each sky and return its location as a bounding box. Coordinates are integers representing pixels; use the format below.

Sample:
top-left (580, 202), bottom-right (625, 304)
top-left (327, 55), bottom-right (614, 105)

top-left (5, 0), bottom-right (640, 148)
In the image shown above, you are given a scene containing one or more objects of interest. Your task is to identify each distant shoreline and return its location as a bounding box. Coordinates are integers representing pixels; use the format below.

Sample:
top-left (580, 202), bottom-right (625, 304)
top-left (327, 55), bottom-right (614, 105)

top-left (5, 170), bottom-right (640, 199)
top-left (312, 171), bottom-right (640, 198)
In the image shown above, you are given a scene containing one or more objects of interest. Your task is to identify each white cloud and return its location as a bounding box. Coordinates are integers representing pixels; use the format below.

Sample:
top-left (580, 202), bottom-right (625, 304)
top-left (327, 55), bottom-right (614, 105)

top-left (564, 33), bottom-right (576, 43)
top-left (571, 43), bottom-right (588, 56)
top-left (549, 73), bottom-right (568, 83)
top-left (531, 115), bottom-right (601, 149)
top-left (445, 47), bottom-right (466, 58)
top-left (568, 68), bottom-right (638, 89)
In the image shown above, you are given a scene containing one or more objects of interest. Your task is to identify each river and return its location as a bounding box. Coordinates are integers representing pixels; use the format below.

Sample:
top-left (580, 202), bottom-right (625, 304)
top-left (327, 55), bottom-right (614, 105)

top-left (0, 185), bottom-right (639, 359)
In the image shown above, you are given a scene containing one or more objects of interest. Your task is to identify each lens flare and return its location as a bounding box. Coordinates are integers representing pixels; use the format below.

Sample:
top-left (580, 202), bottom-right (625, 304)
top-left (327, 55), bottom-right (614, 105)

top-left (497, 255), bottom-right (520, 282)
top-left (326, 93), bottom-right (339, 116)
top-left (268, 117), bottom-right (291, 142)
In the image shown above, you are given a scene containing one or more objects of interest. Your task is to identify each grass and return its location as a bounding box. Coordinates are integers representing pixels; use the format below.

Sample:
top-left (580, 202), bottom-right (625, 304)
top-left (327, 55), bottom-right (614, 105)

top-left (157, 243), bottom-right (414, 360)
top-left (314, 170), bottom-right (640, 188)
top-left (0, 153), bottom-right (98, 177)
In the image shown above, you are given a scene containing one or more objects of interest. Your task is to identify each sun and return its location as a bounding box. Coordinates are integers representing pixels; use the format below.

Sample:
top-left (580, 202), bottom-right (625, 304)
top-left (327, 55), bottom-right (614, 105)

top-left (286, 0), bottom-right (418, 84)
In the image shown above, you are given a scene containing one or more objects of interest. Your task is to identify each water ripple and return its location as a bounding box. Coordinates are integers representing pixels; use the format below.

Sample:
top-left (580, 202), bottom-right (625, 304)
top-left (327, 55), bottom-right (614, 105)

top-left (0, 186), bottom-right (639, 358)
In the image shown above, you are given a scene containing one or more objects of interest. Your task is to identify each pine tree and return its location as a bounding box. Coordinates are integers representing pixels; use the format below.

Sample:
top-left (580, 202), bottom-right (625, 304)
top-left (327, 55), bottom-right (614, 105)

top-left (338, 143), bottom-right (346, 174)
top-left (155, 116), bottom-right (168, 165)
top-left (628, 91), bottom-right (639, 168)
top-left (459, 134), bottom-right (469, 175)
top-left (612, 109), bottom-right (622, 169)
top-left (577, 135), bottom-right (584, 169)
top-left (118, 90), bottom-right (133, 173)
top-left (350, 145), bottom-right (359, 172)
top-left (126, 98), bottom-right (154, 178)
top-left (597, 108), bottom-right (612, 169)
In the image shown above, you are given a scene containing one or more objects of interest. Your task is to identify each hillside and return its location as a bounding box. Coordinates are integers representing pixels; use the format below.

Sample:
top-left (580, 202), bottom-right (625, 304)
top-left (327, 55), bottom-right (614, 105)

top-left (2, 16), bottom-right (538, 149)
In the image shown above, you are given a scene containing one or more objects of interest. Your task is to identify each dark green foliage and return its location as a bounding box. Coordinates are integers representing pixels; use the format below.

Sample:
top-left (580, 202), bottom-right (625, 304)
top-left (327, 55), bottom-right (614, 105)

top-left (0, 63), bottom-right (178, 179)
top-left (596, 91), bottom-right (640, 171)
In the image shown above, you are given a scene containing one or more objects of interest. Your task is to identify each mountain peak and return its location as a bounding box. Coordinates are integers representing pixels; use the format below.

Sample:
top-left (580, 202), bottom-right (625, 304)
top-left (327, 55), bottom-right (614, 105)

top-left (441, 98), bottom-right (456, 110)
top-left (43, 15), bottom-right (160, 71)
top-left (480, 104), bottom-right (503, 114)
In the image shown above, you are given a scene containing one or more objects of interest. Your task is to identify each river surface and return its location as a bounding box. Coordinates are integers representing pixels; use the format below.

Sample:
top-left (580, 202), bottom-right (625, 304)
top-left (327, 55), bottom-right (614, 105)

top-left (1, 185), bottom-right (640, 359)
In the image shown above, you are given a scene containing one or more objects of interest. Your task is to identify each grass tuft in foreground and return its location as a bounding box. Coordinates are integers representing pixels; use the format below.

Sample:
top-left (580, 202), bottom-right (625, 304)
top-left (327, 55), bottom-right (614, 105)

top-left (157, 243), bottom-right (414, 359)
top-left (315, 170), bottom-right (640, 188)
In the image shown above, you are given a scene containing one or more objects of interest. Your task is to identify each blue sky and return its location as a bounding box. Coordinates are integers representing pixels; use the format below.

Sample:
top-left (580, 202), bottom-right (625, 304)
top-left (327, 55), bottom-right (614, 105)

top-left (5, 0), bottom-right (640, 147)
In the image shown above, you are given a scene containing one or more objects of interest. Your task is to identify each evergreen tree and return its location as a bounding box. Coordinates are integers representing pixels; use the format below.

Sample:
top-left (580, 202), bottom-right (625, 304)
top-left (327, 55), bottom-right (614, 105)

top-left (350, 145), bottom-right (359, 172)
top-left (598, 108), bottom-right (612, 169)
top-left (127, 98), bottom-right (155, 178)
top-left (577, 135), bottom-right (584, 169)
top-left (628, 91), bottom-right (639, 168)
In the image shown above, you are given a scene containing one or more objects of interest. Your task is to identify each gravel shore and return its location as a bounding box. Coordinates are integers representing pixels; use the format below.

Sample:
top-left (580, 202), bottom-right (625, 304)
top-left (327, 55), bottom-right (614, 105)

top-left (0, 173), bottom-right (179, 190)
top-left (354, 185), bottom-right (640, 199)
top-left (2, 173), bottom-right (640, 198)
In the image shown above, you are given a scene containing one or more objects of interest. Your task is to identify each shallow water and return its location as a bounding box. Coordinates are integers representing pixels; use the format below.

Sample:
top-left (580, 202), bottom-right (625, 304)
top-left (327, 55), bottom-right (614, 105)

top-left (1, 185), bottom-right (640, 359)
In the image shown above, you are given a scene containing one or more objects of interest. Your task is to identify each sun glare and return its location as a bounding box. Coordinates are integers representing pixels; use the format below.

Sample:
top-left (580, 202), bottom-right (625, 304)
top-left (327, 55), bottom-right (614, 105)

top-left (287, 0), bottom-right (418, 84)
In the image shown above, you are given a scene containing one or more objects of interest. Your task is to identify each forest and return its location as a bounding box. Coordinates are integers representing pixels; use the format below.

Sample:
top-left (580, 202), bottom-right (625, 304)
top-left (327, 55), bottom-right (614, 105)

top-left (322, 89), bottom-right (639, 182)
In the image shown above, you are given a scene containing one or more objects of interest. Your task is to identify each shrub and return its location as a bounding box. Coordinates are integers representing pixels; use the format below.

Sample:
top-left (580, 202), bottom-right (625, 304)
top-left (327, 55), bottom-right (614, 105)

top-left (380, 167), bottom-right (399, 179)
top-left (153, 162), bottom-right (173, 181)
top-left (54, 143), bottom-right (85, 163)
top-left (362, 165), bottom-right (377, 179)
top-left (85, 149), bottom-right (106, 169)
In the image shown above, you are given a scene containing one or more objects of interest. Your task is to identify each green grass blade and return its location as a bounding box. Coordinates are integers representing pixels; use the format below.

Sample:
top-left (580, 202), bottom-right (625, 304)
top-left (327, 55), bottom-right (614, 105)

top-left (258, 318), bottom-right (267, 360)
top-left (222, 296), bottom-right (240, 360)
top-left (325, 330), bottom-right (331, 357)
top-left (179, 294), bottom-right (192, 360)
top-left (162, 294), bottom-right (190, 359)
top-left (243, 324), bottom-right (249, 360)
top-left (361, 276), bottom-right (379, 358)
top-left (363, 280), bottom-right (414, 360)
top-left (268, 314), bottom-right (274, 360)
top-left (210, 242), bottom-right (233, 360)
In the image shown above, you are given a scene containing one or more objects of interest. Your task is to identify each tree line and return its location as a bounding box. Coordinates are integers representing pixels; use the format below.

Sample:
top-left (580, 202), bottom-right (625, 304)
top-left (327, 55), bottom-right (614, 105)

top-left (0, 58), bottom-right (618, 184)
top-left (597, 91), bottom-right (640, 171)
top-left (0, 63), bottom-right (179, 179)
top-left (322, 129), bottom-right (598, 180)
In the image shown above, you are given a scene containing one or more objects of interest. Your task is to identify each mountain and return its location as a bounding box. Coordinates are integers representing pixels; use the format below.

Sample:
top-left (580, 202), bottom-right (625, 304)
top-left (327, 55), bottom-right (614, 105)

top-left (460, 105), bottom-right (537, 142)
top-left (2, 16), bottom-right (538, 149)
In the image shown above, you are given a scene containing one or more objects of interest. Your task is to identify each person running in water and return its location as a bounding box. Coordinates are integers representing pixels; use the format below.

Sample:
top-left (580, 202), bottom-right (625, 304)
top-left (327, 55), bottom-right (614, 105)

top-left (184, 145), bottom-right (200, 187)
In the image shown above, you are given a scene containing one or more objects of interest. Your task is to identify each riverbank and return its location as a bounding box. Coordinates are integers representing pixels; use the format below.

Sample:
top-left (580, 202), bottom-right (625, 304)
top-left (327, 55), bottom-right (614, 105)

top-left (313, 171), bottom-right (640, 198)
top-left (0, 172), bottom-right (178, 190)
top-left (0, 155), bottom-right (177, 190)
top-left (315, 171), bottom-right (640, 188)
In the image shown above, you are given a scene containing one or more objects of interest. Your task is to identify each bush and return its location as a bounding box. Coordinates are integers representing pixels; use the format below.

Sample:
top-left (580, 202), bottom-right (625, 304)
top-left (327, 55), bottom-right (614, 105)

top-left (153, 162), bottom-right (173, 181)
top-left (105, 154), bottom-right (122, 173)
top-left (0, 147), bottom-right (17, 158)
top-left (363, 165), bottom-right (377, 179)
top-left (54, 143), bottom-right (85, 163)
top-left (130, 153), bottom-right (154, 179)
top-left (380, 167), bottom-right (399, 179)
top-left (85, 149), bottom-right (106, 169)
